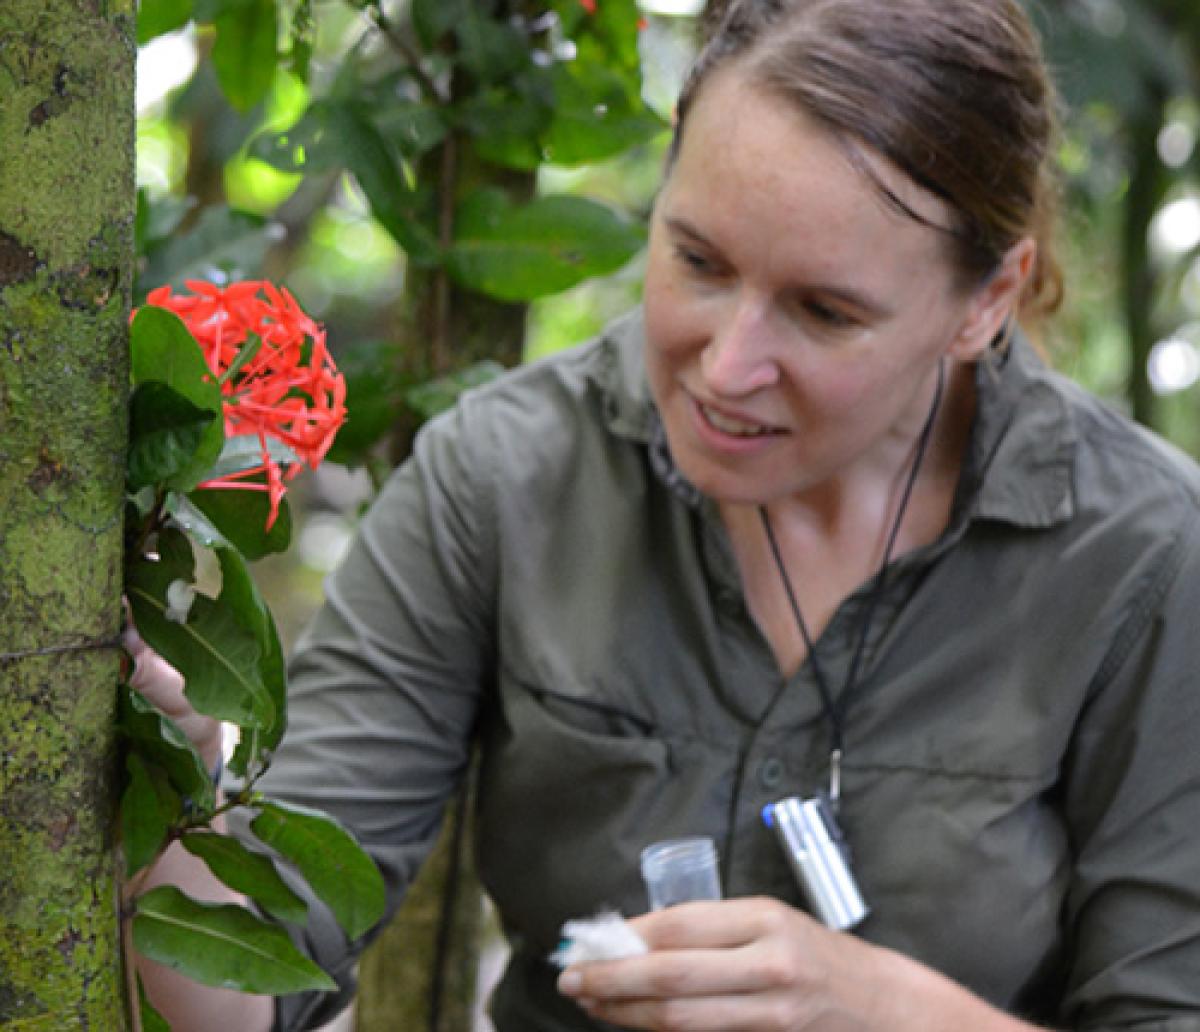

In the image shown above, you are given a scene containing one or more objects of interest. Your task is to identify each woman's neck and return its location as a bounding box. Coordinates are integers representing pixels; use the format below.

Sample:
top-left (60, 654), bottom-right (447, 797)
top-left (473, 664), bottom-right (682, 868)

top-left (720, 361), bottom-right (977, 675)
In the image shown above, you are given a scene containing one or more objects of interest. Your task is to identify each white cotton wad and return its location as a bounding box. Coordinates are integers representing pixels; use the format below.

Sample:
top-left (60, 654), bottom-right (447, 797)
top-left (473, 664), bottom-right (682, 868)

top-left (164, 579), bottom-right (196, 623)
top-left (549, 910), bottom-right (649, 967)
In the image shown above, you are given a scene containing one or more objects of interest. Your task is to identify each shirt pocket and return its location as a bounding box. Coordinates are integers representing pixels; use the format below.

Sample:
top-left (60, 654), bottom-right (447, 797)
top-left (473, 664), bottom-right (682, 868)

top-left (474, 671), bottom-right (673, 950)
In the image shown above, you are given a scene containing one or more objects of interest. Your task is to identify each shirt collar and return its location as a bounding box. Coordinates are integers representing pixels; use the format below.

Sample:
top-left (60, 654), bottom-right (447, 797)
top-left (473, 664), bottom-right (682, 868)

top-left (592, 309), bottom-right (1077, 530)
top-left (959, 332), bottom-right (1077, 529)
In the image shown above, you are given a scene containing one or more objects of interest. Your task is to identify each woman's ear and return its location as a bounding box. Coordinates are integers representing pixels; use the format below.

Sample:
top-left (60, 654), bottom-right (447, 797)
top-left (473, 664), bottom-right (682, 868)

top-left (948, 236), bottom-right (1037, 361)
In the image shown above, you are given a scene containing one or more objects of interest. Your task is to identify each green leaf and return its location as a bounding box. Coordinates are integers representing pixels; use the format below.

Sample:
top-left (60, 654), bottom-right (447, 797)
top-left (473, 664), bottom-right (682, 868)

top-left (455, 74), bottom-right (554, 171)
top-left (215, 547), bottom-right (286, 752)
top-left (373, 101), bottom-right (449, 160)
top-left (181, 832), bottom-right (307, 925)
top-left (322, 339), bottom-right (406, 466)
top-left (336, 104), bottom-right (440, 264)
top-left (122, 754), bottom-right (181, 876)
top-left (286, 0), bottom-right (315, 82)
top-left (128, 381), bottom-right (218, 492)
top-left (127, 531), bottom-right (274, 731)
top-left (139, 206), bottom-right (275, 295)
top-left (129, 307), bottom-right (225, 491)
top-left (569, 0), bottom-right (642, 78)
top-left (251, 801), bottom-right (386, 941)
top-left (250, 100), bottom-right (440, 262)
top-left (542, 60), bottom-right (667, 166)
top-left (175, 489), bottom-right (293, 560)
top-left (205, 434), bottom-right (301, 481)
top-left (118, 683), bottom-right (215, 813)
top-left (136, 191), bottom-right (198, 272)
top-left (457, 13), bottom-right (529, 85)
top-left (447, 191), bottom-right (645, 301)
top-left (211, 0), bottom-right (278, 112)
top-left (406, 361), bottom-right (505, 422)
top-left (411, 0), bottom-right (455, 49)
top-left (137, 0), bottom-right (195, 45)
top-left (137, 975), bottom-right (171, 1032)
top-left (218, 332), bottom-right (263, 386)
top-left (134, 886), bottom-right (336, 994)
top-left (249, 102), bottom-right (338, 174)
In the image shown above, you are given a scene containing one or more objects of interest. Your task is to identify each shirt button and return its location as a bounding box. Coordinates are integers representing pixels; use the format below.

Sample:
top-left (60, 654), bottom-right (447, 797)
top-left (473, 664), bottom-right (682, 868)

top-left (759, 757), bottom-right (785, 789)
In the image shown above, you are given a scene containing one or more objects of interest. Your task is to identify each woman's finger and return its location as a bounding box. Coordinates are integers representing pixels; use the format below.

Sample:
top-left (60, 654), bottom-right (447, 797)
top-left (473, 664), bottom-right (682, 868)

top-left (582, 989), bottom-right (808, 1032)
top-left (630, 896), bottom-right (816, 951)
top-left (560, 938), bottom-right (807, 1002)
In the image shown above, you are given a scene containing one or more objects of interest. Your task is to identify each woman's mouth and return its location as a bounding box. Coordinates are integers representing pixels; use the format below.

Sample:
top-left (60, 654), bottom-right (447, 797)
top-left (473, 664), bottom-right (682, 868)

top-left (697, 401), bottom-right (784, 438)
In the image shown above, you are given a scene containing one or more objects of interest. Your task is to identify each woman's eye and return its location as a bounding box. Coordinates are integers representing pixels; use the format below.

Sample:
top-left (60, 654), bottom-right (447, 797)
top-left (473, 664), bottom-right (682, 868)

top-left (803, 299), bottom-right (856, 330)
top-left (674, 246), bottom-right (719, 276)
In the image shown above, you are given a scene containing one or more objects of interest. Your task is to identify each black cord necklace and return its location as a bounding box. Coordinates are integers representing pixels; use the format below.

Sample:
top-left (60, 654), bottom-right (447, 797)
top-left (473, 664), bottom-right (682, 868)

top-left (758, 360), bottom-right (946, 811)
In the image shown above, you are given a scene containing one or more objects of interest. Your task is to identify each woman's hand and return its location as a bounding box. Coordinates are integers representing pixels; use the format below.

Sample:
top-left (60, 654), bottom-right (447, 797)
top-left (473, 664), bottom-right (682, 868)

top-left (123, 622), bottom-right (224, 770)
top-left (555, 897), bottom-right (1046, 1032)
top-left (556, 897), bottom-right (886, 1031)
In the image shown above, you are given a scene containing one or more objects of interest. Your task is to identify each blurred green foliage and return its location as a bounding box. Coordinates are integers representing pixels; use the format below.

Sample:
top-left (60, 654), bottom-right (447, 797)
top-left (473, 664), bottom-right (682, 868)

top-left (134, 0), bottom-right (1200, 506)
top-left (1030, 0), bottom-right (1200, 453)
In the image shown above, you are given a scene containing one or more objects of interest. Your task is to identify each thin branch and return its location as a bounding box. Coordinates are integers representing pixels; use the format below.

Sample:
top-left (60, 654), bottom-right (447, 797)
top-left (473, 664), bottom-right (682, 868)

top-left (433, 130), bottom-right (459, 374)
top-left (366, 4), bottom-right (447, 105)
top-left (0, 637), bottom-right (123, 664)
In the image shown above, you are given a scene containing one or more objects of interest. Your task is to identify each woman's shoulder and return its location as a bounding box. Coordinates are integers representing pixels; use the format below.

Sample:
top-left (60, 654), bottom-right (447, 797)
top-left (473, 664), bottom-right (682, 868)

top-left (421, 308), bottom-right (652, 453)
top-left (1045, 362), bottom-right (1200, 513)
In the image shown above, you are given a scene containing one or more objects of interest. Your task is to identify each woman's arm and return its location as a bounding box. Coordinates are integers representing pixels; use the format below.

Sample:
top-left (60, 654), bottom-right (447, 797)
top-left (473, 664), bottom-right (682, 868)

top-left (557, 897), bottom-right (1051, 1032)
top-left (123, 629), bottom-right (275, 1032)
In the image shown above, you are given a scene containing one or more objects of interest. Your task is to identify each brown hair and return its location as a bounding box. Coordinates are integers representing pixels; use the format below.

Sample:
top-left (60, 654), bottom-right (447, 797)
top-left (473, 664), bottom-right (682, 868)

top-left (673, 0), bottom-right (1064, 322)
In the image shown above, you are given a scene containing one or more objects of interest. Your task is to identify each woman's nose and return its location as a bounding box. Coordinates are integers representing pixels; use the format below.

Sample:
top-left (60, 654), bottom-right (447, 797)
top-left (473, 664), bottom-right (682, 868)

top-left (700, 297), bottom-right (781, 396)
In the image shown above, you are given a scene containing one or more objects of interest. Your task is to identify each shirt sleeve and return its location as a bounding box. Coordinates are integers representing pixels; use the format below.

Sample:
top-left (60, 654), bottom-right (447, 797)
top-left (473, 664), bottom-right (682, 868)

top-left (1058, 507), bottom-right (1200, 1030)
top-left (227, 399), bottom-right (498, 1031)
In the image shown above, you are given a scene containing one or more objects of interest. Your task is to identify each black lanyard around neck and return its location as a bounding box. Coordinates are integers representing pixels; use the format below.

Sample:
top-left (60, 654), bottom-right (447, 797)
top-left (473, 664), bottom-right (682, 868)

top-left (758, 360), bottom-right (946, 811)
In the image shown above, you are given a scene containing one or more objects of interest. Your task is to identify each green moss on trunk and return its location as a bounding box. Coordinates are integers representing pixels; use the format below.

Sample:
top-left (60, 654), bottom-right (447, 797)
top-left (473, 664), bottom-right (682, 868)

top-left (0, 0), bottom-right (134, 1027)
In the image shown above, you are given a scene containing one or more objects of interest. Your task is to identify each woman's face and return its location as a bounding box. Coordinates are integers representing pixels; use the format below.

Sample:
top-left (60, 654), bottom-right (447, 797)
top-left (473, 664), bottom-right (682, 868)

top-left (643, 67), bottom-right (1005, 507)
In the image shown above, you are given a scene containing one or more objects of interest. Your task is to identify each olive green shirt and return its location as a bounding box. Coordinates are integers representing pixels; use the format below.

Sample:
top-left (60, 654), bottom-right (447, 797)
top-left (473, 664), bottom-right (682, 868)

top-left (259, 310), bottom-right (1200, 1031)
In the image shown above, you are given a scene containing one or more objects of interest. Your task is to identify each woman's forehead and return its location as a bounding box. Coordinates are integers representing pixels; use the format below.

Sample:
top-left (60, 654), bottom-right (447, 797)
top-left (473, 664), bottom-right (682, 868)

top-left (661, 68), bottom-right (958, 278)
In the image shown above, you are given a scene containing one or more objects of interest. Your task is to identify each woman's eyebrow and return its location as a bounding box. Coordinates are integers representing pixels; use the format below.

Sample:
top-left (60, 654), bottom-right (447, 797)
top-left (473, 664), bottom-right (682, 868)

top-left (663, 214), bottom-right (715, 247)
top-left (664, 214), bottom-right (893, 319)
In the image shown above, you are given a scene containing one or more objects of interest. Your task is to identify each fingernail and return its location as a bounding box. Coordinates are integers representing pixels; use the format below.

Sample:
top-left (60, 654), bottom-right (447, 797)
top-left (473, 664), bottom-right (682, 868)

top-left (557, 969), bottom-right (581, 995)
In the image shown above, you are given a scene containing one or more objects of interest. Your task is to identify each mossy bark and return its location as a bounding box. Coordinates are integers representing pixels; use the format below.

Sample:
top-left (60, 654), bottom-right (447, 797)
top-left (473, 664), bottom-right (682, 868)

top-left (0, 0), bottom-right (135, 1028)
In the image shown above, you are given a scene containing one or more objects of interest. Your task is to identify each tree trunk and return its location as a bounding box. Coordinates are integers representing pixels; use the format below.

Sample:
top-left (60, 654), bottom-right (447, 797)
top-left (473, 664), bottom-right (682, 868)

top-left (0, 0), bottom-right (135, 1027)
top-left (1122, 84), bottom-right (1168, 429)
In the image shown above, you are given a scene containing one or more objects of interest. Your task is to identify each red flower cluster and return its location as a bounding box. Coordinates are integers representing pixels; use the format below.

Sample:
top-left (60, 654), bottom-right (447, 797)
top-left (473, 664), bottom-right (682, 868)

top-left (144, 280), bottom-right (346, 529)
top-left (580, 0), bottom-right (596, 12)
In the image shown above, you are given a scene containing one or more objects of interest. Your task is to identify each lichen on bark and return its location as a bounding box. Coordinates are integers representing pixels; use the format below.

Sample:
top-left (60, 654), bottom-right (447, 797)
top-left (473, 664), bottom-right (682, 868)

top-left (0, 0), bottom-right (134, 1027)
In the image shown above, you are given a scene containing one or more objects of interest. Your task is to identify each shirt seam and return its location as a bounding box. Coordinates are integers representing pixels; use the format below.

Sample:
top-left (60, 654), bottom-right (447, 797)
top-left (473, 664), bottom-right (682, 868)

top-left (1088, 513), bottom-right (1193, 695)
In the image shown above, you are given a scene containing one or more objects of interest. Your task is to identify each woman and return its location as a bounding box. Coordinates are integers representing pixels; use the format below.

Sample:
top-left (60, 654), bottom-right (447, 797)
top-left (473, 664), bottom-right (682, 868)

top-left (134, 0), bottom-right (1200, 1029)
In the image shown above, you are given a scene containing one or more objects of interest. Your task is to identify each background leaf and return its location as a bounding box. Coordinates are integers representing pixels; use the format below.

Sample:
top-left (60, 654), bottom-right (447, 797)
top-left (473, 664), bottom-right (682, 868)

top-left (251, 800), bottom-right (386, 941)
top-left (406, 361), bottom-right (504, 422)
top-left (181, 832), bottom-right (308, 924)
top-left (542, 60), bottom-right (666, 166)
top-left (211, 0), bottom-right (279, 112)
top-left (134, 886), bottom-right (336, 994)
top-left (137, 0), bottom-right (195, 46)
top-left (321, 339), bottom-right (407, 466)
top-left (139, 206), bottom-right (277, 297)
top-left (447, 191), bottom-right (645, 300)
